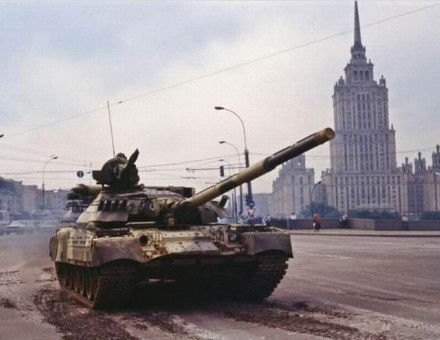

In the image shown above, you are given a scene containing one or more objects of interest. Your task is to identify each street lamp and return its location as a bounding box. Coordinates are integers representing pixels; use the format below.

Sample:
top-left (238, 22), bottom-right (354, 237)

top-left (42, 154), bottom-right (58, 211)
top-left (214, 106), bottom-right (253, 207)
top-left (219, 140), bottom-right (243, 215)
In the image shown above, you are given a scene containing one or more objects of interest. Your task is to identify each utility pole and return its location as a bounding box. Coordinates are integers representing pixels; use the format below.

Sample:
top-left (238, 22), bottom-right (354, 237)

top-left (219, 140), bottom-right (243, 215)
top-left (42, 155), bottom-right (58, 211)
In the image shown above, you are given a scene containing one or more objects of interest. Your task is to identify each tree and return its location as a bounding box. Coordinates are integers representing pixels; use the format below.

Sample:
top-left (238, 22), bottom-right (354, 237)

top-left (349, 209), bottom-right (400, 220)
top-left (421, 211), bottom-right (440, 220)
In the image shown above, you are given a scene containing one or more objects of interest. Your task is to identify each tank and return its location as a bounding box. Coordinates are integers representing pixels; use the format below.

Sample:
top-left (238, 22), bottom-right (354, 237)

top-left (50, 127), bottom-right (334, 309)
top-left (60, 184), bottom-right (101, 225)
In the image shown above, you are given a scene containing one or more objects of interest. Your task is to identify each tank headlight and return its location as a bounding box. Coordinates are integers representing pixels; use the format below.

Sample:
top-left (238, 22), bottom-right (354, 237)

top-left (139, 235), bottom-right (149, 246)
top-left (228, 231), bottom-right (238, 242)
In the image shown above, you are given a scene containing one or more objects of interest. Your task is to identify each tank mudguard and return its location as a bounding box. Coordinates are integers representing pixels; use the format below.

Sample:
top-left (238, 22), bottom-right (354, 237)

top-left (241, 232), bottom-right (293, 257)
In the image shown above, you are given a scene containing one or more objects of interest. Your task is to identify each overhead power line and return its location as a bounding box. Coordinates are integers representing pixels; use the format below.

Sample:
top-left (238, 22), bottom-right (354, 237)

top-left (7, 106), bottom-right (107, 138)
top-left (138, 154), bottom-right (237, 168)
top-left (0, 155), bottom-right (88, 167)
top-left (0, 142), bottom-right (93, 166)
top-left (4, 2), bottom-right (439, 140)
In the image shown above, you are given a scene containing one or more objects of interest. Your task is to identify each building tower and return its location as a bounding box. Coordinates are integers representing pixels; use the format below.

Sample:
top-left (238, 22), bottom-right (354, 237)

top-left (323, 2), bottom-right (406, 213)
top-left (270, 155), bottom-right (314, 218)
top-left (432, 145), bottom-right (440, 173)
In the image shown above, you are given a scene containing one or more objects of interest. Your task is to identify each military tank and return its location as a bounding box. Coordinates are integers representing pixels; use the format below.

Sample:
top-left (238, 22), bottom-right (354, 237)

top-left (60, 184), bottom-right (101, 225)
top-left (50, 127), bottom-right (334, 309)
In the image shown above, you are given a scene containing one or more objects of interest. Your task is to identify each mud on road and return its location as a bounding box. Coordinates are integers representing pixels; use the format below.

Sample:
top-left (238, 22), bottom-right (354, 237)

top-left (34, 285), bottom-right (412, 340)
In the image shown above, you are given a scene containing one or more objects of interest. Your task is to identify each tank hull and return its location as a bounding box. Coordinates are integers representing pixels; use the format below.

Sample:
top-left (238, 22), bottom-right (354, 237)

top-left (50, 224), bottom-right (292, 308)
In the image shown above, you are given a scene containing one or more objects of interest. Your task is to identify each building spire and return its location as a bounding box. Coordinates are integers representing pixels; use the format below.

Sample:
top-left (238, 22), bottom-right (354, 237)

top-left (350, 1), bottom-right (366, 61)
top-left (354, 1), bottom-right (362, 47)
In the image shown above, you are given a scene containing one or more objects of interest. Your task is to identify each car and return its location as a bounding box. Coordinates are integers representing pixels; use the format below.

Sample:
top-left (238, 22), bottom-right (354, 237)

top-left (0, 210), bottom-right (10, 236)
top-left (6, 220), bottom-right (38, 235)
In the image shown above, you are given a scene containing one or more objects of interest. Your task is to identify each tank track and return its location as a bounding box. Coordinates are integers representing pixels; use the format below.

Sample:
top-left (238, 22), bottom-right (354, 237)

top-left (55, 253), bottom-right (288, 308)
top-left (175, 252), bottom-right (289, 301)
top-left (236, 252), bottom-right (289, 301)
top-left (55, 262), bottom-right (137, 309)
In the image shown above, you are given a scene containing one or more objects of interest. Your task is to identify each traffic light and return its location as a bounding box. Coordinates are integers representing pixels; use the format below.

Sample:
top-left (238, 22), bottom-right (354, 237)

top-left (219, 165), bottom-right (225, 177)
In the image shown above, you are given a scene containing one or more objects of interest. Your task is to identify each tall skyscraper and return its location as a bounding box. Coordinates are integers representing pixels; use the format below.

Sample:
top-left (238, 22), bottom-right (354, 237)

top-left (322, 2), bottom-right (407, 213)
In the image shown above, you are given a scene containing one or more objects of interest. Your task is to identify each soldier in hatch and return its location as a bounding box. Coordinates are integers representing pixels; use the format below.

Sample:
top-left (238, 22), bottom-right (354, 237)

top-left (98, 149), bottom-right (140, 188)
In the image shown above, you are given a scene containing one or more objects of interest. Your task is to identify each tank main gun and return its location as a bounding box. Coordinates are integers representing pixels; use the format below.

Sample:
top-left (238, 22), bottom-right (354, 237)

top-left (177, 127), bottom-right (334, 209)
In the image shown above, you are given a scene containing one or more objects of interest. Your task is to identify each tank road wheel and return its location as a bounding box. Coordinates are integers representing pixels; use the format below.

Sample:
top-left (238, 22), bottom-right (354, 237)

top-left (69, 265), bottom-right (75, 290)
top-left (66, 264), bottom-right (73, 289)
top-left (236, 252), bottom-right (289, 301)
top-left (79, 267), bottom-right (86, 296)
top-left (86, 267), bottom-right (99, 301)
top-left (73, 266), bottom-right (81, 293)
top-left (59, 262), bottom-right (137, 309)
top-left (84, 268), bottom-right (92, 299)
top-left (55, 263), bottom-right (67, 287)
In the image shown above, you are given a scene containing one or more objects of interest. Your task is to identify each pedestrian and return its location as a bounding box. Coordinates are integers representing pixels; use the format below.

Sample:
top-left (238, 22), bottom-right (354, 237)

top-left (246, 207), bottom-right (255, 226)
top-left (313, 212), bottom-right (321, 232)
top-left (288, 212), bottom-right (297, 229)
top-left (402, 214), bottom-right (409, 231)
top-left (339, 212), bottom-right (349, 228)
top-left (263, 213), bottom-right (272, 227)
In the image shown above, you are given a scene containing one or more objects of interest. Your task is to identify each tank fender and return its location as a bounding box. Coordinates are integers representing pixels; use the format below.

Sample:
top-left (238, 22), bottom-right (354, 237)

top-left (240, 232), bottom-right (293, 257)
top-left (91, 237), bottom-right (145, 266)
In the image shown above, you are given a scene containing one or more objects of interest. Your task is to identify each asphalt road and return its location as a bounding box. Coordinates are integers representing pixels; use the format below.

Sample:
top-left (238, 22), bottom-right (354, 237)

top-left (0, 232), bottom-right (439, 339)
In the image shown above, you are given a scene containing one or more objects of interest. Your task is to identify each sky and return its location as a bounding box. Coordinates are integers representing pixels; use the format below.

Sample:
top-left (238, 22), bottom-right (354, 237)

top-left (1, 0), bottom-right (440, 193)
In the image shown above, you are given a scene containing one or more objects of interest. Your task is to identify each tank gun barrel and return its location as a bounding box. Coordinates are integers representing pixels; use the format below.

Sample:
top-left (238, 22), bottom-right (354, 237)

top-left (181, 127), bottom-right (335, 207)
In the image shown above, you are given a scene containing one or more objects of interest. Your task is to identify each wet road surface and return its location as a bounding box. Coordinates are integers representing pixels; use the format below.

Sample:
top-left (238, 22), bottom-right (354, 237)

top-left (0, 232), bottom-right (439, 339)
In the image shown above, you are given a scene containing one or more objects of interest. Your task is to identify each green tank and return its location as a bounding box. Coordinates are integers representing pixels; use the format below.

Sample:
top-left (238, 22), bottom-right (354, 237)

top-left (49, 128), bottom-right (334, 308)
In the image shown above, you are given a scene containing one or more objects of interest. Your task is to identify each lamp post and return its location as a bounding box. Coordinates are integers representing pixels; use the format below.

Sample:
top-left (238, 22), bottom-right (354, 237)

top-left (219, 159), bottom-right (238, 223)
top-left (42, 155), bottom-right (58, 211)
top-left (219, 140), bottom-right (243, 216)
top-left (214, 106), bottom-right (253, 207)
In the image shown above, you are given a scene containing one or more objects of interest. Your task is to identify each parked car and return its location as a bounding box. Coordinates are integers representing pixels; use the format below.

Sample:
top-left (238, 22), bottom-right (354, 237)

top-left (0, 210), bottom-right (10, 236)
top-left (6, 220), bottom-right (38, 235)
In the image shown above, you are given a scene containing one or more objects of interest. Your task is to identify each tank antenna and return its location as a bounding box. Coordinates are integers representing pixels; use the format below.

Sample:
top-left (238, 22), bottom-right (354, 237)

top-left (106, 100), bottom-right (116, 157)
